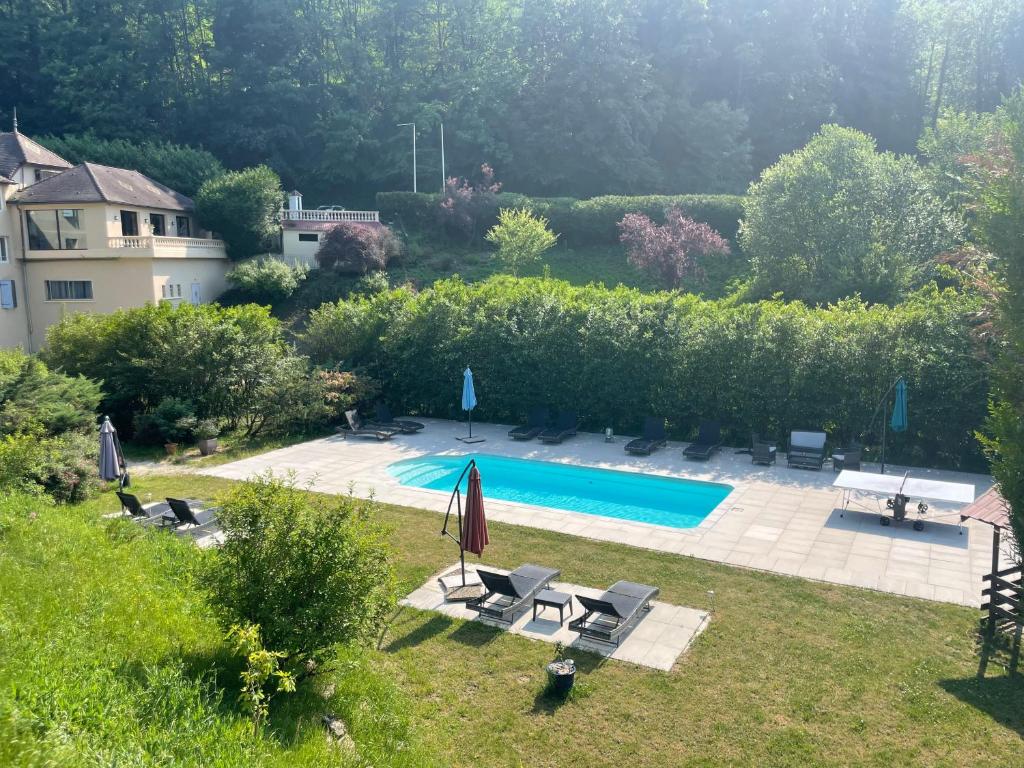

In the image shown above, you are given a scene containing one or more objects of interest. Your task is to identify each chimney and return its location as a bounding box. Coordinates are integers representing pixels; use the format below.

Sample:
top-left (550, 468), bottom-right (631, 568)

top-left (287, 190), bottom-right (303, 213)
top-left (12, 106), bottom-right (18, 133)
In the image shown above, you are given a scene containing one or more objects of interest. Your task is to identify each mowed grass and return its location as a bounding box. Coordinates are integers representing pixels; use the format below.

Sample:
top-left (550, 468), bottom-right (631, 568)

top-left (3, 473), bottom-right (1023, 767)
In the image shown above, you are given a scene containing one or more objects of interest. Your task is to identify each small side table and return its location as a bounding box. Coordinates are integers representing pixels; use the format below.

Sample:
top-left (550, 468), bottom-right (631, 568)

top-left (533, 589), bottom-right (573, 625)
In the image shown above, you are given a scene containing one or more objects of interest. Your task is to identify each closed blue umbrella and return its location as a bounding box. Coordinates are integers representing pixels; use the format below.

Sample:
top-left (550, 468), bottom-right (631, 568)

top-left (458, 367), bottom-right (484, 442)
top-left (890, 378), bottom-right (908, 433)
top-left (98, 416), bottom-right (126, 486)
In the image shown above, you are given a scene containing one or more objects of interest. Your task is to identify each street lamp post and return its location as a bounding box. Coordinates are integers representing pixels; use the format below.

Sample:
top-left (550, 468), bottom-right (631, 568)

top-left (440, 121), bottom-right (446, 193)
top-left (397, 122), bottom-right (417, 193)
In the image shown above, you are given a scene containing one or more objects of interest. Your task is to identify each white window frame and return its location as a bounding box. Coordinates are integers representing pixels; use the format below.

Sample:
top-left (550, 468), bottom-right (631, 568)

top-left (44, 279), bottom-right (94, 302)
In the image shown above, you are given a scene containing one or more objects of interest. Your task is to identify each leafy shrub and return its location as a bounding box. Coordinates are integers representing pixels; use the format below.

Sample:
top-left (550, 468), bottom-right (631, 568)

top-left (226, 256), bottom-right (307, 304)
top-left (619, 208), bottom-right (731, 289)
top-left (303, 276), bottom-right (988, 469)
top-left (36, 133), bottom-right (224, 197)
top-left (0, 431), bottom-right (98, 503)
top-left (438, 163), bottom-right (504, 241)
top-left (0, 349), bottom-right (101, 438)
top-left (43, 302), bottom-right (321, 438)
top-left (317, 370), bottom-right (381, 423)
top-left (485, 208), bottom-right (558, 276)
top-left (206, 473), bottom-right (396, 663)
top-left (316, 223), bottom-right (402, 274)
top-left (195, 166), bottom-right (283, 259)
top-left (354, 270), bottom-right (390, 295)
top-left (378, 190), bottom-right (744, 247)
top-left (133, 397), bottom-right (196, 444)
top-left (741, 125), bottom-right (963, 304)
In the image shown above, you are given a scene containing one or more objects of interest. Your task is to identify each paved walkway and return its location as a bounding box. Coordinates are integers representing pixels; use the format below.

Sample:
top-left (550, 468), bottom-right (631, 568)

top-left (402, 564), bottom-right (709, 671)
top-left (201, 418), bottom-right (1005, 607)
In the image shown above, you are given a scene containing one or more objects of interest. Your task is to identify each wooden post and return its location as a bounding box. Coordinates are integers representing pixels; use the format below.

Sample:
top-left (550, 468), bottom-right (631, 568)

top-left (989, 527), bottom-right (1001, 640)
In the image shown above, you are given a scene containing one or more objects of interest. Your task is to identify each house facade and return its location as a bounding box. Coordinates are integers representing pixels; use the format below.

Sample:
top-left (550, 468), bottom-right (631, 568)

top-left (0, 127), bottom-right (228, 351)
top-left (279, 190), bottom-right (381, 265)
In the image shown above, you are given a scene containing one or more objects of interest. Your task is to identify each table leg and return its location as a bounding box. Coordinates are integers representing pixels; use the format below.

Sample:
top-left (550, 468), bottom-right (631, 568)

top-left (533, 603), bottom-right (538, 621)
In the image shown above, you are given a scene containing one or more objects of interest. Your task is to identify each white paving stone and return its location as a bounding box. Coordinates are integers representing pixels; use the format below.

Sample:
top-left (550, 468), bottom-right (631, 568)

top-left (398, 564), bottom-right (710, 671)
top-left (200, 417), bottom-right (1009, 607)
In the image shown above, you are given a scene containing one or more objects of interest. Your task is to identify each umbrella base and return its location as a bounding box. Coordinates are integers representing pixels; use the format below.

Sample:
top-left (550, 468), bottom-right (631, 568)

top-left (456, 435), bottom-right (486, 443)
top-left (440, 569), bottom-right (484, 602)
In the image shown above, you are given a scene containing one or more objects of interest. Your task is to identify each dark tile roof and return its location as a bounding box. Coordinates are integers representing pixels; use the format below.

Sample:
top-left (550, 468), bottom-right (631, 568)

top-left (960, 486), bottom-right (1010, 529)
top-left (11, 162), bottom-right (193, 211)
top-left (0, 174), bottom-right (14, 185)
top-left (0, 131), bottom-right (72, 178)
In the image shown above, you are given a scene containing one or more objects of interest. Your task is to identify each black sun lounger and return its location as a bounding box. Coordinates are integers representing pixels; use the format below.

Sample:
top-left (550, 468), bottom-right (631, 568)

top-left (372, 404), bottom-right (424, 434)
top-left (683, 420), bottom-right (721, 460)
top-left (466, 564), bottom-right (561, 623)
top-left (569, 580), bottom-right (660, 646)
top-left (165, 497), bottom-right (219, 532)
top-left (538, 411), bottom-right (579, 444)
top-left (336, 409), bottom-right (398, 440)
top-left (508, 406), bottom-right (549, 440)
top-left (116, 491), bottom-right (172, 525)
top-left (625, 416), bottom-right (668, 456)
top-left (786, 430), bottom-right (827, 470)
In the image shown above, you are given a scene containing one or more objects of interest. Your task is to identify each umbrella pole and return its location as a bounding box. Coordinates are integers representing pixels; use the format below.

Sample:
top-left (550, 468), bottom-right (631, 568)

top-left (468, 408), bottom-right (473, 439)
top-left (457, 490), bottom-right (466, 587)
top-left (881, 396), bottom-right (888, 475)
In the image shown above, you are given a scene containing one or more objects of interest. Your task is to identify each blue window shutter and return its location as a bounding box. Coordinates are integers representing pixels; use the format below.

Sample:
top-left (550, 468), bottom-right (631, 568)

top-left (0, 280), bottom-right (16, 309)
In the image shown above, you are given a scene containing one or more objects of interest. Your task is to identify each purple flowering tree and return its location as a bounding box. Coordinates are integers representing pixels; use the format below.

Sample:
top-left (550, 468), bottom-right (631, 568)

top-left (618, 207), bottom-right (731, 289)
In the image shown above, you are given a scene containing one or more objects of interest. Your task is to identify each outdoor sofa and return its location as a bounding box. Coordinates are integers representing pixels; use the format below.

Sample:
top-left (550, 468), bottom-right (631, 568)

top-left (466, 564), bottom-right (561, 623)
top-left (569, 580), bottom-right (660, 646)
top-left (508, 406), bottom-right (549, 440)
top-left (683, 420), bottom-right (721, 460)
top-left (625, 416), bottom-right (668, 456)
top-left (786, 430), bottom-right (828, 470)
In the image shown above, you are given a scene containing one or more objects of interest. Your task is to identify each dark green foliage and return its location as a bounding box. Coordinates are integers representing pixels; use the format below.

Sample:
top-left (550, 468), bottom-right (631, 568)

top-left (377, 192), bottom-right (745, 247)
top-left (0, 349), bottom-right (101, 438)
top-left (0, 432), bottom-right (98, 503)
top-left (973, 90), bottom-right (1024, 550)
top-left (206, 473), bottom-right (396, 661)
top-left (195, 166), bottom-right (283, 260)
top-left (316, 223), bottom-right (402, 274)
top-left (132, 397), bottom-right (196, 445)
top-left (41, 303), bottom-right (318, 438)
top-left (304, 277), bottom-right (988, 469)
top-left (35, 134), bottom-right (224, 197)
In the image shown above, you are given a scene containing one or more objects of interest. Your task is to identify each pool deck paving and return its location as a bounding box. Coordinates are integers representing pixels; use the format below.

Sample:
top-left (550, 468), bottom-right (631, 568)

top-left (401, 563), bottom-right (710, 671)
top-left (201, 418), bottom-right (1006, 608)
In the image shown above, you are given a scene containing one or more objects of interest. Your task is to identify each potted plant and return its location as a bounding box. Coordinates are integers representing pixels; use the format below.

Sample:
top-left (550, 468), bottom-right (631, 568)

top-left (195, 419), bottom-right (220, 456)
top-left (545, 642), bottom-right (576, 696)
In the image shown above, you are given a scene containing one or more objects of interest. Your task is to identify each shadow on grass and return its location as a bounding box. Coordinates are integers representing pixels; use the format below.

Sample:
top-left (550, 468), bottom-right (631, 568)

top-left (447, 619), bottom-right (502, 647)
top-left (939, 674), bottom-right (1024, 738)
top-left (382, 613), bottom-right (455, 653)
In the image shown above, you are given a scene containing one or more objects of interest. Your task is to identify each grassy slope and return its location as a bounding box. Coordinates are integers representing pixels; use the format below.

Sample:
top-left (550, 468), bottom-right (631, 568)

top-left (2, 474), bottom-right (1022, 767)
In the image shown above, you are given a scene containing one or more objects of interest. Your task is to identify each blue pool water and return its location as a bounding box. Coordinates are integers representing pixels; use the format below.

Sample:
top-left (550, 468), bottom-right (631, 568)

top-left (387, 454), bottom-right (732, 529)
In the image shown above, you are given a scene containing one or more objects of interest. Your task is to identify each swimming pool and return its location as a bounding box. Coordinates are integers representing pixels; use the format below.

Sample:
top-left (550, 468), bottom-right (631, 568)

top-left (387, 454), bottom-right (732, 529)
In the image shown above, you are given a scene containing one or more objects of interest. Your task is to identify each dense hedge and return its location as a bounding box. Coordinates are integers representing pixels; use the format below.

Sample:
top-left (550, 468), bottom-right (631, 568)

top-left (377, 192), bottom-right (745, 246)
top-left (302, 277), bottom-right (989, 470)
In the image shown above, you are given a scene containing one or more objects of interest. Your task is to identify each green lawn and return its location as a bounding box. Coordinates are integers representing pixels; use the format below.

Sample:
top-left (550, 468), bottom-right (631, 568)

top-left (2, 474), bottom-right (1022, 767)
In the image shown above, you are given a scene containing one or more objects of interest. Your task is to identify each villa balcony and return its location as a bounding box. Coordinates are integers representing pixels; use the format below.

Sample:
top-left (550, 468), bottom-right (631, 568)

top-left (107, 235), bottom-right (228, 259)
top-left (280, 209), bottom-right (380, 223)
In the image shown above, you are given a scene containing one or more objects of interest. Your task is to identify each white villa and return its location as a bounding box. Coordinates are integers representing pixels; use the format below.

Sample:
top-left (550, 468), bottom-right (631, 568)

top-left (279, 190), bottom-right (380, 265)
top-left (0, 123), bottom-right (228, 351)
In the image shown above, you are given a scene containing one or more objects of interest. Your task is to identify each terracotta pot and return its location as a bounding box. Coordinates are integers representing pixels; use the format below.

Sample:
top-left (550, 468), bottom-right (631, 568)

top-left (164, 442), bottom-right (178, 456)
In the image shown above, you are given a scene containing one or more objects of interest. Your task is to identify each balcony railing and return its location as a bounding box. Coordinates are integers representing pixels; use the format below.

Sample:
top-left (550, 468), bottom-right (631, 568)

top-left (108, 235), bottom-right (226, 250)
top-left (280, 209), bottom-right (380, 223)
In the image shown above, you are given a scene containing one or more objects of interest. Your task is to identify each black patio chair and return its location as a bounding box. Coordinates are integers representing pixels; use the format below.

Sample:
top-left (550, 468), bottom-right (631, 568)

top-left (683, 420), bottom-right (721, 460)
top-left (569, 580), bottom-right (660, 646)
top-left (508, 407), bottom-right (549, 441)
top-left (625, 416), bottom-right (668, 456)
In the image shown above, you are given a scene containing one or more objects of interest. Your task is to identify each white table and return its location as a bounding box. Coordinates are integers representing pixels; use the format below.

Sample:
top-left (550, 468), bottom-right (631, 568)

top-left (833, 470), bottom-right (976, 531)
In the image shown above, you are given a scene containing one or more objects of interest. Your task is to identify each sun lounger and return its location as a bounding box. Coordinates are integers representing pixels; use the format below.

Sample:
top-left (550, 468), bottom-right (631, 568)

top-left (625, 416), bottom-right (668, 456)
top-left (569, 580), bottom-right (660, 646)
top-left (165, 497), bottom-right (219, 532)
top-left (683, 420), bottom-right (721, 460)
top-left (508, 406), bottom-right (549, 440)
top-left (786, 430), bottom-right (827, 470)
top-left (752, 440), bottom-right (777, 466)
top-left (336, 409), bottom-right (397, 440)
top-left (371, 404), bottom-right (424, 434)
top-left (116, 491), bottom-right (172, 524)
top-left (466, 564), bottom-right (561, 623)
top-left (538, 411), bottom-right (579, 444)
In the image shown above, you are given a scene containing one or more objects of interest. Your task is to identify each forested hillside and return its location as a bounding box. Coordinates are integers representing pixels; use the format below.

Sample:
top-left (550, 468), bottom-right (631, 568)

top-left (2, 1), bottom-right (1022, 203)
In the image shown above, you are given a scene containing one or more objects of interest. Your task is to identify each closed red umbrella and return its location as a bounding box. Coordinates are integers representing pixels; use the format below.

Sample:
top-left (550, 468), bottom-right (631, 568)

top-left (462, 465), bottom-right (489, 556)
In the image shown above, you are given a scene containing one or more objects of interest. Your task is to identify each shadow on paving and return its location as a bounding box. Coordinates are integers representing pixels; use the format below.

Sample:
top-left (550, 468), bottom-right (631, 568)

top-left (939, 674), bottom-right (1024, 738)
